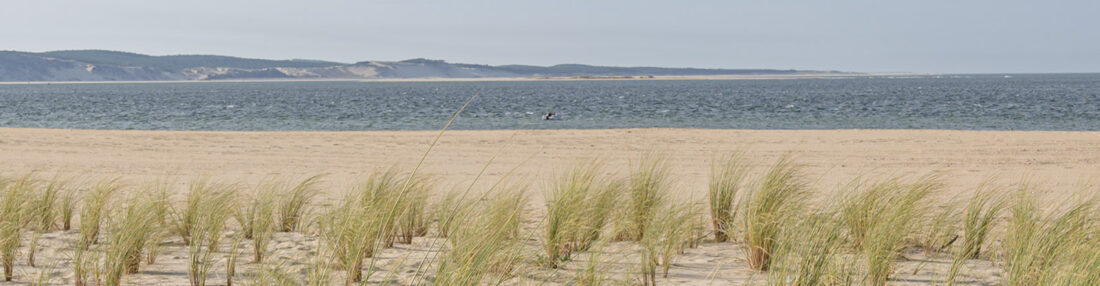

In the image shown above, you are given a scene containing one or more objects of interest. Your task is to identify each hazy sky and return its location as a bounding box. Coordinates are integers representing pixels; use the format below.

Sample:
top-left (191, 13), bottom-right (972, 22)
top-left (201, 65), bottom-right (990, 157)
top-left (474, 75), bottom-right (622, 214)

top-left (2, 0), bottom-right (1098, 73)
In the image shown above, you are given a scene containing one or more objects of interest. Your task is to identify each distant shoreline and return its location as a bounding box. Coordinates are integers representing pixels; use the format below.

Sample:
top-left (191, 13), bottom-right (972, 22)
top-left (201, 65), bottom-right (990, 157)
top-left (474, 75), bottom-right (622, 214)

top-left (0, 72), bottom-right (916, 85)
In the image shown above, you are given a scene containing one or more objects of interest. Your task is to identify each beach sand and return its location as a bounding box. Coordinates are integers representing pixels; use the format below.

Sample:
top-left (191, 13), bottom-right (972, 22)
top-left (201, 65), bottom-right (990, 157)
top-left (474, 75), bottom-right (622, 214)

top-left (0, 127), bottom-right (1097, 285)
top-left (3, 128), bottom-right (1096, 194)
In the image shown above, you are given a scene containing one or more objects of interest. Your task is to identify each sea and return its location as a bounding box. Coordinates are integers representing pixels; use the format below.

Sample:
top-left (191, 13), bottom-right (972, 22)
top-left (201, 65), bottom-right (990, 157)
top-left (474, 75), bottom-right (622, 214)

top-left (1, 74), bottom-right (1097, 131)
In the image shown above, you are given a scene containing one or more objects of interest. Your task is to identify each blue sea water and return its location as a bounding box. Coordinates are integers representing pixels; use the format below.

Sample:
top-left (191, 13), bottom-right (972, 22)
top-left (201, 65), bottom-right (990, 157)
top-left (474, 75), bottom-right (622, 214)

top-left (0, 74), bottom-right (1097, 131)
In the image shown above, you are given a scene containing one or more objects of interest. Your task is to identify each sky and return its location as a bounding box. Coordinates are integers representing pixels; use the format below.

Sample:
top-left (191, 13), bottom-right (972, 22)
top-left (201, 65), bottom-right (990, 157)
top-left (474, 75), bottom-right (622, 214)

top-left (1, 0), bottom-right (1098, 73)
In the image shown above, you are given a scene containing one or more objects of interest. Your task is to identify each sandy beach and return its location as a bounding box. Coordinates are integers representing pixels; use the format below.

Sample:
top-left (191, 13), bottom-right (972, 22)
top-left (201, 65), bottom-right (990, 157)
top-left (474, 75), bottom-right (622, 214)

top-left (1, 127), bottom-right (1098, 285)
top-left (2, 128), bottom-right (1097, 195)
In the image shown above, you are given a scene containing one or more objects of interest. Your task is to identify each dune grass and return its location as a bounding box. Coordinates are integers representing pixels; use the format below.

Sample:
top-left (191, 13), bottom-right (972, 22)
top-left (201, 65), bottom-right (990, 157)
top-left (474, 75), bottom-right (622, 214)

top-left (226, 236), bottom-right (243, 286)
top-left (766, 208), bottom-right (853, 286)
top-left (856, 176), bottom-right (938, 286)
top-left (248, 189), bottom-right (278, 263)
top-left (354, 169), bottom-right (406, 250)
top-left (434, 186), bottom-right (527, 285)
top-left (433, 189), bottom-right (469, 239)
top-left (172, 180), bottom-right (229, 245)
top-left (72, 240), bottom-right (104, 286)
top-left (3, 151), bottom-right (1100, 284)
top-left (739, 157), bottom-right (810, 271)
top-left (26, 176), bottom-right (69, 267)
top-left (276, 175), bottom-right (323, 233)
top-left (1002, 187), bottom-right (1096, 285)
top-left (573, 240), bottom-right (613, 285)
top-left (614, 154), bottom-right (672, 242)
top-left (81, 179), bottom-right (122, 248)
top-left (915, 200), bottom-right (959, 256)
top-left (60, 186), bottom-right (80, 231)
top-left (30, 176), bottom-right (65, 232)
top-left (543, 161), bottom-right (602, 268)
top-left (144, 182), bottom-right (171, 266)
top-left (233, 181), bottom-right (281, 263)
top-left (959, 182), bottom-right (1006, 260)
top-left (321, 190), bottom-right (382, 284)
top-left (709, 152), bottom-right (750, 242)
top-left (319, 169), bottom-right (434, 284)
top-left (1, 175), bottom-right (32, 281)
top-left (637, 202), bottom-right (697, 285)
top-left (396, 175), bottom-right (434, 245)
top-left (658, 203), bottom-right (696, 278)
top-left (103, 193), bottom-right (160, 285)
top-left (178, 182), bottom-right (237, 286)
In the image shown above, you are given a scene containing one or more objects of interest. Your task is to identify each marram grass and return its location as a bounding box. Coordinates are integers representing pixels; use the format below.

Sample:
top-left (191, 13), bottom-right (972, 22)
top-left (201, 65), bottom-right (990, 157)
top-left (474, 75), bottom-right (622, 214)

top-left (709, 152), bottom-right (750, 242)
top-left (739, 157), bottom-right (810, 271)
top-left (276, 175), bottom-right (323, 233)
top-left (614, 154), bottom-right (672, 242)
top-left (80, 178), bottom-right (122, 248)
top-left (857, 176), bottom-right (938, 286)
top-left (1002, 188), bottom-right (1096, 286)
top-left (959, 181), bottom-right (1006, 259)
top-left (543, 160), bottom-right (601, 268)
top-left (104, 193), bottom-right (160, 285)
top-left (0, 174), bottom-right (32, 281)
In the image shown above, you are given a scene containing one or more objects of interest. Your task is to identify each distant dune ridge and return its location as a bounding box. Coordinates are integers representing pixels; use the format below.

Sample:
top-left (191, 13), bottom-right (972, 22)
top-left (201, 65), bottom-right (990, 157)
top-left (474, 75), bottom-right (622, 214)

top-left (0, 50), bottom-right (811, 82)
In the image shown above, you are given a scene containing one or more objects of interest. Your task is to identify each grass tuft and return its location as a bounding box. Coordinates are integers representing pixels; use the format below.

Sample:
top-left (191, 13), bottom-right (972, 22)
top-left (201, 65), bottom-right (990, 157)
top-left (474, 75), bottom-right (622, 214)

top-left (1, 174), bottom-right (33, 281)
top-left (276, 175), bottom-right (323, 233)
top-left (104, 192), bottom-right (160, 285)
top-left (709, 152), bottom-right (750, 242)
top-left (1002, 186), bottom-right (1096, 285)
top-left (177, 182), bottom-right (237, 286)
top-left (739, 157), bottom-right (810, 271)
top-left (80, 178), bottom-right (122, 248)
top-left (959, 181), bottom-right (1006, 259)
top-left (434, 186), bottom-right (527, 285)
top-left (767, 208), bottom-right (853, 286)
top-left (853, 176), bottom-right (939, 286)
top-left (614, 154), bottom-right (672, 242)
top-left (543, 160), bottom-right (601, 268)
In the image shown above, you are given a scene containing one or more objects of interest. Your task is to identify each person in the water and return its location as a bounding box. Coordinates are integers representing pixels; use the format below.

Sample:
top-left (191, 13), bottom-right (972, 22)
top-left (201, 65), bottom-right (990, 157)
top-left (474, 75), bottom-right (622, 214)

top-left (543, 112), bottom-right (559, 120)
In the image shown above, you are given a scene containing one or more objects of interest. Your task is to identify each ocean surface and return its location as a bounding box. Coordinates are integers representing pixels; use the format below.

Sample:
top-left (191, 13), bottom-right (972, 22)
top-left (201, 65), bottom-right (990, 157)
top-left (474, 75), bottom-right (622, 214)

top-left (1, 74), bottom-right (1097, 131)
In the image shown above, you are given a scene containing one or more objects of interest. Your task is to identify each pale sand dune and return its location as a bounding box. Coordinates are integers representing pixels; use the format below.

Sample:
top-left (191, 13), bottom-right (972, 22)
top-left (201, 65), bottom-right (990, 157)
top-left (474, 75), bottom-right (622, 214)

top-left (0, 127), bottom-right (1098, 285)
